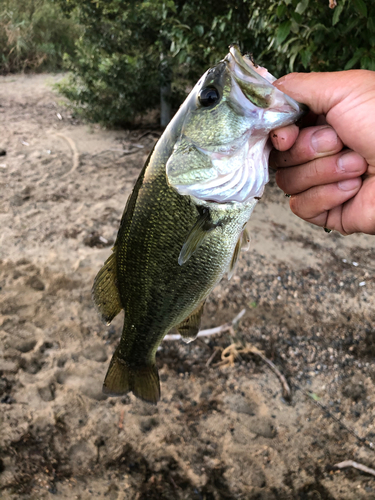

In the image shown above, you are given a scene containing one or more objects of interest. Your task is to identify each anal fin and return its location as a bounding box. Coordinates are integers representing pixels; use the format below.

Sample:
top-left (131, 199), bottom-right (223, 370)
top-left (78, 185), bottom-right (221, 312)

top-left (92, 251), bottom-right (122, 325)
top-left (103, 346), bottom-right (160, 405)
top-left (177, 300), bottom-right (206, 343)
top-left (179, 208), bottom-right (218, 265)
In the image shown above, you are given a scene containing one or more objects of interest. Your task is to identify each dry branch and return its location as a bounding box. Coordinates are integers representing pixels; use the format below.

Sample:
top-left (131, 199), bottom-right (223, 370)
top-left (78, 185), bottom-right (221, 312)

top-left (333, 460), bottom-right (375, 476)
top-left (163, 308), bottom-right (246, 341)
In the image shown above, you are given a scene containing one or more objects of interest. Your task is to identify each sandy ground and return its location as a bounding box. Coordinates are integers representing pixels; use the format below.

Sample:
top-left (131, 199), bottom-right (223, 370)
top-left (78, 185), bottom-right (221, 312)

top-left (1, 74), bottom-right (375, 500)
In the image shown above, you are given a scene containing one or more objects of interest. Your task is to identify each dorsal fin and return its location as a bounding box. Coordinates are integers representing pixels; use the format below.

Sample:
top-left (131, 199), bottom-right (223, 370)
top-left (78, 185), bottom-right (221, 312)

top-left (177, 300), bottom-right (206, 343)
top-left (179, 208), bottom-right (217, 265)
top-left (92, 251), bottom-right (122, 325)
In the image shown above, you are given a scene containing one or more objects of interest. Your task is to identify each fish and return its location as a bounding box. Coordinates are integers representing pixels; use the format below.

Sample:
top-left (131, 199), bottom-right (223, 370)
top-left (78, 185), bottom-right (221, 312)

top-left (92, 45), bottom-right (307, 404)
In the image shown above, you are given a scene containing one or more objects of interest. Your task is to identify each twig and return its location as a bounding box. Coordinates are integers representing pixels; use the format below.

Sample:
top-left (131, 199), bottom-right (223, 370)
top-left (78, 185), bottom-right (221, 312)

top-left (91, 148), bottom-right (142, 158)
top-left (332, 460), bottom-right (375, 476)
top-left (163, 308), bottom-right (246, 341)
top-left (134, 130), bottom-right (161, 141)
top-left (216, 343), bottom-right (291, 400)
top-left (54, 133), bottom-right (80, 177)
top-left (206, 347), bottom-right (222, 367)
top-left (247, 345), bottom-right (291, 400)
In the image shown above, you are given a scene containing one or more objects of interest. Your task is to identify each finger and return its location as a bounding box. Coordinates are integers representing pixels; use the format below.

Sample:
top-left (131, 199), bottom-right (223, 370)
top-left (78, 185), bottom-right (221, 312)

top-left (276, 151), bottom-right (367, 195)
top-left (289, 177), bottom-right (362, 234)
top-left (274, 71), bottom-right (363, 116)
top-left (270, 124), bottom-right (299, 151)
top-left (340, 175), bottom-right (375, 235)
top-left (274, 71), bottom-right (375, 164)
top-left (270, 126), bottom-right (343, 168)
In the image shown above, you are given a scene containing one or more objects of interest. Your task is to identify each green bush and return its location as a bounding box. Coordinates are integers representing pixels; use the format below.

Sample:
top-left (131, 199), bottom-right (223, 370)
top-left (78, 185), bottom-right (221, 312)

top-left (56, 0), bottom-right (374, 126)
top-left (0, 0), bottom-right (79, 73)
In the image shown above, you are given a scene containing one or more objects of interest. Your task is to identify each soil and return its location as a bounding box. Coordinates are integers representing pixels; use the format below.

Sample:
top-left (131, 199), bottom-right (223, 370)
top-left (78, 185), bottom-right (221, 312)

top-left (1, 74), bottom-right (375, 500)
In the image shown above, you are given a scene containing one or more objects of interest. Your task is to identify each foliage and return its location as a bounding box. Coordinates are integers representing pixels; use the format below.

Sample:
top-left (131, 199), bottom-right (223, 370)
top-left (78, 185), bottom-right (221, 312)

top-left (56, 0), bottom-right (374, 126)
top-left (269, 0), bottom-right (375, 73)
top-left (0, 0), bottom-right (78, 74)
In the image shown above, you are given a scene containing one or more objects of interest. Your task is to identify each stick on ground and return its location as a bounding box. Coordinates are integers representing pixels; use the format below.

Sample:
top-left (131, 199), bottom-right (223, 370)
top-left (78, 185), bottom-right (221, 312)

top-left (333, 460), bottom-right (375, 477)
top-left (163, 308), bottom-right (246, 341)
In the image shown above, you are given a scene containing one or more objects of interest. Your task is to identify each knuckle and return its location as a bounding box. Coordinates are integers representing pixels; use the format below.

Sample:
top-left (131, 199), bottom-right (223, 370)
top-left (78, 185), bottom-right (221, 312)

top-left (289, 195), bottom-right (302, 216)
top-left (275, 169), bottom-right (285, 190)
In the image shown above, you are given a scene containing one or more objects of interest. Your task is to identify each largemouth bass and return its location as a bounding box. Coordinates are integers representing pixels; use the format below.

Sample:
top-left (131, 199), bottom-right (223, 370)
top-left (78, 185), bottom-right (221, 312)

top-left (93, 45), bottom-right (306, 404)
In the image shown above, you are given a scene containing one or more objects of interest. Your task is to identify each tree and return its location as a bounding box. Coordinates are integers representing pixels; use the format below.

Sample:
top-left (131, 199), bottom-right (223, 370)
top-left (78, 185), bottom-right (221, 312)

top-left (57, 0), bottom-right (374, 127)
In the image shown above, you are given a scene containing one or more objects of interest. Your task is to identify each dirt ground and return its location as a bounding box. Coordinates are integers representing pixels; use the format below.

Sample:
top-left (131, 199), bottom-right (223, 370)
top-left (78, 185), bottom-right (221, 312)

top-left (1, 74), bottom-right (375, 500)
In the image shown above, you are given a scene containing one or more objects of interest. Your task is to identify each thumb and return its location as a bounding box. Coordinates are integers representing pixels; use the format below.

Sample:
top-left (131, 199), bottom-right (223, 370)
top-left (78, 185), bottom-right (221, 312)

top-left (274, 70), bottom-right (371, 116)
top-left (274, 70), bottom-right (375, 164)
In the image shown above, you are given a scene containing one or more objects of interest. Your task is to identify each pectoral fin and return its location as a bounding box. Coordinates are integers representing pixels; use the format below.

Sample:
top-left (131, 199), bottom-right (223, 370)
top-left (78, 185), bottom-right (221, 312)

top-left (241, 227), bottom-right (250, 251)
top-left (228, 237), bottom-right (241, 280)
top-left (92, 251), bottom-right (122, 325)
top-left (177, 300), bottom-right (206, 343)
top-left (228, 228), bottom-right (251, 280)
top-left (179, 209), bottom-right (217, 265)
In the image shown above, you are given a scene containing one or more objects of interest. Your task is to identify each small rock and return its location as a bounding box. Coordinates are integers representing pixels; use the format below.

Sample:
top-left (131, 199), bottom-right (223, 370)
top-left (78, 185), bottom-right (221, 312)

top-left (26, 276), bottom-right (45, 291)
top-left (83, 231), bottom-right (113, 248)
top-left (38, 383), bottom-right (56, 402)
top-left (1, 395), bottom-right (15, 404)
top-left (15, 339), bottom-right (36, 353)
top-left (0, 149), bottom-right (6, 156)
top-left (342, 379), bottom-right (367, 402)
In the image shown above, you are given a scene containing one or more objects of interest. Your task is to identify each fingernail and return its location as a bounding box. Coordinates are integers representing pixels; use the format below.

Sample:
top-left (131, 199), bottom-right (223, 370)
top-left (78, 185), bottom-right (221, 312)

top-left (337, 151), bottom-right (360, 172)
top-left (338, 178), bottom-right (361, 191)
top-left (311, 127), bottom-right (338, 153)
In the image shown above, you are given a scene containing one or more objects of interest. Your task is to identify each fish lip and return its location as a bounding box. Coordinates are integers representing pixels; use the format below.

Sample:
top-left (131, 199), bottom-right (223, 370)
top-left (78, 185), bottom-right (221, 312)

top-left (225, 44), bottom-right (308, 120)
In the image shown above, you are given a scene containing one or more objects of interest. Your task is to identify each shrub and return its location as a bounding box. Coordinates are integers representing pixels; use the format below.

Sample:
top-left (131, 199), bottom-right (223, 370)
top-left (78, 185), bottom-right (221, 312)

top-left (56, 0), bottom-right (374, 126)
top-left (0, 0), bottom-right (79, 74)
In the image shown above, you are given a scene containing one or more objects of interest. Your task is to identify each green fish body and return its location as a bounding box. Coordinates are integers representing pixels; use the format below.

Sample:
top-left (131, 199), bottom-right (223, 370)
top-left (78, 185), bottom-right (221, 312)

top-left (93, 46), bottom-right (306, 403)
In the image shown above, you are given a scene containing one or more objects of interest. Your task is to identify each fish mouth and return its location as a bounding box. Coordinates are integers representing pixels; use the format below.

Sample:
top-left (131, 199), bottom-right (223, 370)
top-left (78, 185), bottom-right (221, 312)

top-left (224, 44), bottom-right (308, 125)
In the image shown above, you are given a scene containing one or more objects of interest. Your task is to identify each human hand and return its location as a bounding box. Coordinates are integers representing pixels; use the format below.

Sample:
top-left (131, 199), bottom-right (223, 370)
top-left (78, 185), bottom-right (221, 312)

top-left (269, 70), bottom-right (375, 235)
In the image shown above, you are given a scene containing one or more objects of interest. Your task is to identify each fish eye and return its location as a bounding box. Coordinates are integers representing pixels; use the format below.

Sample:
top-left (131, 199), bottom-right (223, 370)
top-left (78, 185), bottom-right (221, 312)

top-left (198, 87), bottom-right (220, 107)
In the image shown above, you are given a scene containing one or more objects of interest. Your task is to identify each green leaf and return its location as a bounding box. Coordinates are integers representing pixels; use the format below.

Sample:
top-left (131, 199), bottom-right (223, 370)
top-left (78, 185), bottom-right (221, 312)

top-left (295, 0), bottom-right (309, 15)
top-left (290, 18), bottom-right (300, 33)
top-left (361, 55), bottom-right (371, 69)
top-left (367, 16), bottom-right (375, 31)
top-left (276, 20), bottom-right (292, 45)
top-left (194, 25), bottom-right (204, 36)
top-left (300, 49), bottom-right (312, 68)
top-left (277, 4), bottom-right (287, 17)
top-left (344, 49), bottom-right (364, 69)
top-left (332, 3), bottom-right (343, 25)
top-left (309, 393), bottom-right (320, 401)
top-left (352, 0), bottom-right (367, 17)
top-left (289, 51), bottom-right (298, 72)
top-left (291, 11), bottom-right (302, 23)
top-left (342, 18), bottom-right (359, 35)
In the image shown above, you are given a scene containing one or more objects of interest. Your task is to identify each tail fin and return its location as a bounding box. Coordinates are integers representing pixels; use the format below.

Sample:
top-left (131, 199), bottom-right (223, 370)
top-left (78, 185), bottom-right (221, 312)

top-left (102, 346), bottom-right (160, 404)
